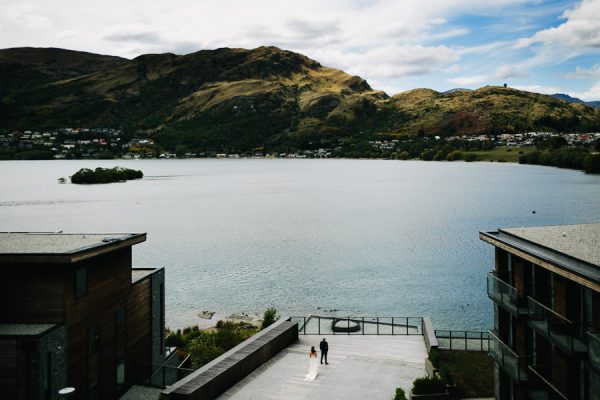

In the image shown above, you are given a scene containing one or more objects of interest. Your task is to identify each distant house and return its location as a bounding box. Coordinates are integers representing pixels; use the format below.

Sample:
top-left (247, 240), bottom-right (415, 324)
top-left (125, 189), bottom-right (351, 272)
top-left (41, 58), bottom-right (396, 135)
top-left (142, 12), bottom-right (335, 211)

top-left (0, 232), bottom-right (165, 400)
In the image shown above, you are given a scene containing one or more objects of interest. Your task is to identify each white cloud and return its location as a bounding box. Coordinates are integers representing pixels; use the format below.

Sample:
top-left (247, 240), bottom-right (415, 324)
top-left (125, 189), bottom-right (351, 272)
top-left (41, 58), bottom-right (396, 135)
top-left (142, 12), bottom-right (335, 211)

top-left (448, 75), bottom-right (488, 85)
top-left (312, 44), bottom-right (459, 81)
top-left (495, 65), bottom-right (529, 79)
top-left (512, 84), bottom-right (564, 95)
top-left (519, 0), bottom-right (600, 49)
top-left (566, 64), bottom-right (600, 79)
top-left (513, 83), bottom-right (600, 102)
top-left (448, 64), bottom-right (528, 86)
top-left (571, 81), bottom-right (600, 101)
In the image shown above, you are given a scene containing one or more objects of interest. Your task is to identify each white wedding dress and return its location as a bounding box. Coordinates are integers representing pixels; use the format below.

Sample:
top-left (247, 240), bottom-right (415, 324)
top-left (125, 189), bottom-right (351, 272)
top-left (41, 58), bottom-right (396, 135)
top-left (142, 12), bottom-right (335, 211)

top-left (304, 354), bottom-right (319, 381)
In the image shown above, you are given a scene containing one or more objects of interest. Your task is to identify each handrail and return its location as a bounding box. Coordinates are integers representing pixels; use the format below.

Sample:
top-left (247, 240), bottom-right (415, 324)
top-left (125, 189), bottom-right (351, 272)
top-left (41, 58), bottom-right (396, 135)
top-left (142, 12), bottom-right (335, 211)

top-left (434, 329), bottom-right (490, 351)
top-left (488, 330), bottom-right (519, 359)
top-left (527, 296), bottom-right (587, 354)
top-left (588, 330), bottom-right (600, 369)
top-left (528, 365), bottom-right (568, 400)
top-left (527, 296), bottom-right (575, 325)
top-left (291, 315), bottom-right (423, 335)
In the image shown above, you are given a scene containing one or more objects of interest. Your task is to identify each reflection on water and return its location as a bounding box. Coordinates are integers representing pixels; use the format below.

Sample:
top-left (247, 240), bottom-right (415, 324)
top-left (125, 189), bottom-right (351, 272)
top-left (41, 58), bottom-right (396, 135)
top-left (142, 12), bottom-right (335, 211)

top-left (1, 159), bottom-right (599, 329)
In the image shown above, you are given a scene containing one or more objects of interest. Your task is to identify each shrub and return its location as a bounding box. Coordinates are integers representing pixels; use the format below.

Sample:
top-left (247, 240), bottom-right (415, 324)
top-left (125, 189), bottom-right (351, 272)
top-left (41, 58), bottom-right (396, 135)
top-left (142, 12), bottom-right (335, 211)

top-left (394, 387), bottom-right (407, 400)
top-left (440, 367), bottom-right (454, 385)
top-left (187, 333), bottom-right (225, 369)
top-left (428, 348), bottom-right (440, 368)
top-left (398, 151), bottom-right (410, 160)
top-left (420, 150), bottom-right (435, 161)
top-left (262, 307), bottom-right (277, 329)
top-left (445, 150), bottom-right (462, 161)
top-left (411, 376), bottom-right (447, 395)
top-left (463, 153), bottom-right (477, 162)
top-left (583, 154), bottom-right (600, 173)
top-left (184, 320), bottom-right (258, 370)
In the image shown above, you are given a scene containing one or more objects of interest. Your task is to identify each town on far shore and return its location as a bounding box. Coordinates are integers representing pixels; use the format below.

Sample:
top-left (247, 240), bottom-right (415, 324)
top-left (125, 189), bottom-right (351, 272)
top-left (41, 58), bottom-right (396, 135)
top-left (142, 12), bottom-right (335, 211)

top-left (1, 127), bottom-right (599, 160)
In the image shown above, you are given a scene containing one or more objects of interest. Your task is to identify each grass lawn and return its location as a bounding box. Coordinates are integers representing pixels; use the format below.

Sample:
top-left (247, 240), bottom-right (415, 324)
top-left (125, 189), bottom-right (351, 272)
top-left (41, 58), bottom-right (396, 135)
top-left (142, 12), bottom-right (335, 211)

top-left (437, 350), bottom-right (494, 398)
top-left (463, 145), bottom-right (536, 163)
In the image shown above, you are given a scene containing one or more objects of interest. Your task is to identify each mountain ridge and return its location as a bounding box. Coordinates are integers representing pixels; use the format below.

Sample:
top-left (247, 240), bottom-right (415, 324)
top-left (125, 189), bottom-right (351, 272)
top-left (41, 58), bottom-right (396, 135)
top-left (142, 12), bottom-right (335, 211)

top-left (1, 46), bottom-right (600, 152)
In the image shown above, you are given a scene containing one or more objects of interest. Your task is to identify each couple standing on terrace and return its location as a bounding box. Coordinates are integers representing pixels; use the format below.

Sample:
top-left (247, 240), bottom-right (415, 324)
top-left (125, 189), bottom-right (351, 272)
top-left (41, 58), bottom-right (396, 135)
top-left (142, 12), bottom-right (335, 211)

top-left (304, 338), bottom-right (329, 381)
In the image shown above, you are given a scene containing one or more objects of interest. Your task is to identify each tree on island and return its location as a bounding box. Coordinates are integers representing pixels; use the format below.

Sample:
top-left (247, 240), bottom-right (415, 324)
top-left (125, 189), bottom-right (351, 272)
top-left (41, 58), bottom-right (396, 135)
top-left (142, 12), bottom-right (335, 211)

top-left (70, 167), bottom-right (143, 184)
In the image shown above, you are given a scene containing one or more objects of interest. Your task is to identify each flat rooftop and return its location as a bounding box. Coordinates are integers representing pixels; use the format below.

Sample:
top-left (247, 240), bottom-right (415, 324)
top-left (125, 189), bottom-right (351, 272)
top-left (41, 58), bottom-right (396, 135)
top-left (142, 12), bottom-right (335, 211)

top-left (0, 232), bottom-right (146, 263)
top-left (480, 223), bottom-right (600, 287)
top-left (217, 335), bottom-right (427, 400)
top-left (0, 323), bottom-right (57, 337)
top-left (501, 223), bottom-right (600, 267)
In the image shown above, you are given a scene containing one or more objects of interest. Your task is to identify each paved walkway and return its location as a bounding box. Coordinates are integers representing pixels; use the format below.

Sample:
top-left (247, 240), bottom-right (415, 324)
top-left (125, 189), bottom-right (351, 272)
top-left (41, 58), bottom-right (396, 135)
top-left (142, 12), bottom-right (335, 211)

top-left (218, 335), bottom-right (427, 400)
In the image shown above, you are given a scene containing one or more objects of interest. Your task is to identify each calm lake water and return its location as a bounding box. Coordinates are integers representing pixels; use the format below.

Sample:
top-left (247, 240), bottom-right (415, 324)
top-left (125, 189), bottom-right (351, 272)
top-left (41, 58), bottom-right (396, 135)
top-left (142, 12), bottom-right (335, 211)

top-left (1, 159), bottom-right (600, 330)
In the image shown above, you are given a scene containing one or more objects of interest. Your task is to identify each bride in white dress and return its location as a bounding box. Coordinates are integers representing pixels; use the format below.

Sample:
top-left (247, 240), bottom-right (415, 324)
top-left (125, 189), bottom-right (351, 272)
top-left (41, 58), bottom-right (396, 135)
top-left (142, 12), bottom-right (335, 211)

top-left (304, 346), bottom-right (319, 381)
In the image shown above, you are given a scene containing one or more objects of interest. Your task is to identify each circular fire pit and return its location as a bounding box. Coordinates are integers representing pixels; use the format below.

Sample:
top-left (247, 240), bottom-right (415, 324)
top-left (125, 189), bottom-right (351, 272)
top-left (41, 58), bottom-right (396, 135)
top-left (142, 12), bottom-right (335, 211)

top-left (331, 319), bottom-right (361, 333)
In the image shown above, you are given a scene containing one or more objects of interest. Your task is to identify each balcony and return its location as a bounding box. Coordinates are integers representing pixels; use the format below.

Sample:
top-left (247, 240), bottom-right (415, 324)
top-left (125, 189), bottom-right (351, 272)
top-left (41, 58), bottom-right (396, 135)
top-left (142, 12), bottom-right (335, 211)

top-left (486, 272), bottom-right (527, 315)
top-left (588, 330), bottom-right (600, 372)
top-left (488, 330), bottom-right (529, 382)
top-left (527, 297), bottom-right (587, 354)
top-left (528, 365), bottom-right (568, 400)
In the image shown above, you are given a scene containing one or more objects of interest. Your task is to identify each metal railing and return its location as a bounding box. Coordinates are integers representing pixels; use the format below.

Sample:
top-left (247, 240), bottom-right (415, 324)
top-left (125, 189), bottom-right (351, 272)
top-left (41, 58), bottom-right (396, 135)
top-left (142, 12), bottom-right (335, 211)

top-left (434, 329), bottom-right (490, 351)
top-left (528, 365), bottom-right (568, 400)
top-left (291, 316), bottom-right (423, 335)
top-left (588, 330), bottom-right (600, 372)
top-left (132, 362), bottom-right (194, 388)
top-left (488, 330), bottom-right (529, 381)
top-left (487, 271), bottom-right (527, 315)
top-left (527, 296), bottom-right (587, 354)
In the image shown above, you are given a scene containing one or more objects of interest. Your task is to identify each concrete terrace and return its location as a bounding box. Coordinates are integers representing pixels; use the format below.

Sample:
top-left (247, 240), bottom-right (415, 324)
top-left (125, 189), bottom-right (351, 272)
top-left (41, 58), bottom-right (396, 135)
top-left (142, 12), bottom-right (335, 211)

top-left (217, 335), bottom-right (427, 400)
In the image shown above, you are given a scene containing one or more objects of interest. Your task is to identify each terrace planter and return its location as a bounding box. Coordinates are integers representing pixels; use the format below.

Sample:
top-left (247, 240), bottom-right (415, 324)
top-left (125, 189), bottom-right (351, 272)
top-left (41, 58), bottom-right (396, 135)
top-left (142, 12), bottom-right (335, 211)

top-left (409, 391), bottom-right (451, 400)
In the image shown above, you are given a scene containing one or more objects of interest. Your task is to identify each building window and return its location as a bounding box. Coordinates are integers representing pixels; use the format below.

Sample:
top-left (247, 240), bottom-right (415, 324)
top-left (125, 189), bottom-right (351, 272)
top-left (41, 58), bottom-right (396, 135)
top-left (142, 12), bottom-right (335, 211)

top-left (116, 307), bottom-right (125, 335)
top-left (88, 325), bottom-right (99, 355)
top-left (76, 267), bottom-right (88, 298)
top-left (160, 283), bottom-right (165, 354)
top-left (116, 358), bottom-right (125, 391)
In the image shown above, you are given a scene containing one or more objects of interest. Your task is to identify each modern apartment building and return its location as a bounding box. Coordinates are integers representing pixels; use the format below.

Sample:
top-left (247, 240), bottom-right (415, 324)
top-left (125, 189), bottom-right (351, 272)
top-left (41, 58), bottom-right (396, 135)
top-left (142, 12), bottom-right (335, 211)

top-left (481, 224), bottom-right (599, 400)
top-left (0, 232), bottom-right (165, 400)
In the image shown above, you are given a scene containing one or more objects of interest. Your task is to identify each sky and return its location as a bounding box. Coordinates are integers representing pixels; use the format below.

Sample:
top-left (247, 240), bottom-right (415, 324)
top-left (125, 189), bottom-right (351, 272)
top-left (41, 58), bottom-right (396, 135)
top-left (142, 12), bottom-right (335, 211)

top-left (1, 0), bottom-right (600, 100)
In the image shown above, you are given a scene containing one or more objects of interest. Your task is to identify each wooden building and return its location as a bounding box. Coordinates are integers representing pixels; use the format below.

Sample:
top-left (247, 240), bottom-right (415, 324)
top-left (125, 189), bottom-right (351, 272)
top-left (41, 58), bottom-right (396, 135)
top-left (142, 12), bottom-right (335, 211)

top-left (0, 232), bottom-right (165, 400)
top-left (481, 224), bottom-right (599, 400)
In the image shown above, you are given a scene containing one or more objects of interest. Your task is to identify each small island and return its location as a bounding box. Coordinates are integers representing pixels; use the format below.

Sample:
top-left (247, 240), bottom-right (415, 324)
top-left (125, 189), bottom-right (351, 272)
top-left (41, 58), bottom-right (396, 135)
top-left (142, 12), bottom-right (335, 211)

top-left (70, 167), bottom-right (143, 184)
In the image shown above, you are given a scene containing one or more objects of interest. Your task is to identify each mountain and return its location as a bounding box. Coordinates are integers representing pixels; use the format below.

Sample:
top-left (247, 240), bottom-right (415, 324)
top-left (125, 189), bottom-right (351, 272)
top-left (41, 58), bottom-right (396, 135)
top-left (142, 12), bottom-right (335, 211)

top-left (1, 46), bottom-right (600, 152)
top-left (390, 87), bottom-right (600, 136)
top-left (551, 93), bottom-right (600, 109)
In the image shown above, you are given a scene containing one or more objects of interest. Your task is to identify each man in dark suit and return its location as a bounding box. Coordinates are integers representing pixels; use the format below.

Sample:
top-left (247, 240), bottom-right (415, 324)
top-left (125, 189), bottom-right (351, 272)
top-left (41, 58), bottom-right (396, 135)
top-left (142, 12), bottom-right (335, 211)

top-left (319, 338), bottom-right (328, 364)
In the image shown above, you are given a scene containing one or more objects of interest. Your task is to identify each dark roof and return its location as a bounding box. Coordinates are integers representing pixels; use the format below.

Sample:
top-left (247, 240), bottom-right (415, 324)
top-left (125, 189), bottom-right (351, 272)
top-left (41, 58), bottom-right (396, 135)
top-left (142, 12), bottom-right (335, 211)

top-left (0, 232), bottom-right (146, 263)
top-left (0, 323), bottom-right (58, 337)
top-left (480, 223), bottom-right (600, 286)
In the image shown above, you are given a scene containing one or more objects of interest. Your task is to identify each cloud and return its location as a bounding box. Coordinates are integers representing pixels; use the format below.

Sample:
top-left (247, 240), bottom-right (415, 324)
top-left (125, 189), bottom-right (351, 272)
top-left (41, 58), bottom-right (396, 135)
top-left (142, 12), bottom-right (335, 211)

top-left (448, 75), bottom-right (488, 85)
top-left (512, 84), bottom-right (564, 95)
top-left (511, 83), bottom-right (600, 102)
top-left (516, 0), bottom-right (600, 50)
top-left (102, 24), bottom-right (163, 44)
top-left (495, 65), bottom-right (529, 79)
top-left (448, 64), bottom-right (528, 86)
top-left (312, 44), bottom-right (459, 81)
top-left (571, 81), bottom-right (600, 101)
top-left (566, 64), bottom-right (600, 79)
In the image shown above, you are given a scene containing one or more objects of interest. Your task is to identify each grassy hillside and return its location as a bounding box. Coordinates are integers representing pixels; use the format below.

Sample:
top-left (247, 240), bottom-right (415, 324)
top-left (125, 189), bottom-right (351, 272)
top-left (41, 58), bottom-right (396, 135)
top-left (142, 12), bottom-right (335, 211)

top-left (1, 46), bottom-right (599, 152)
top-left (388, 86), bottom-right (600, 137)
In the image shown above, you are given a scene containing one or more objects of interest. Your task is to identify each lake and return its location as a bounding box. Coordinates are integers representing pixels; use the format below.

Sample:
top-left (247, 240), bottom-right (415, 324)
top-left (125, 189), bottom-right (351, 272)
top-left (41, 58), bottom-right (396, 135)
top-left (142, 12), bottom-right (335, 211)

top-left (1, 159), bottom-right (599, 330)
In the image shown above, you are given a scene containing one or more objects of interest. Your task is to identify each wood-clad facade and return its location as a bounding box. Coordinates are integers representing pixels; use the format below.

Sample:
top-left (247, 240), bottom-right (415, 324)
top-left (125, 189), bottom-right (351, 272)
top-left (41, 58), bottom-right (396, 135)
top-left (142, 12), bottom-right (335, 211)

top-left (0, 233), bottom-right (164, 400)
top-left (481, 225), bottom-right (600, 400)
